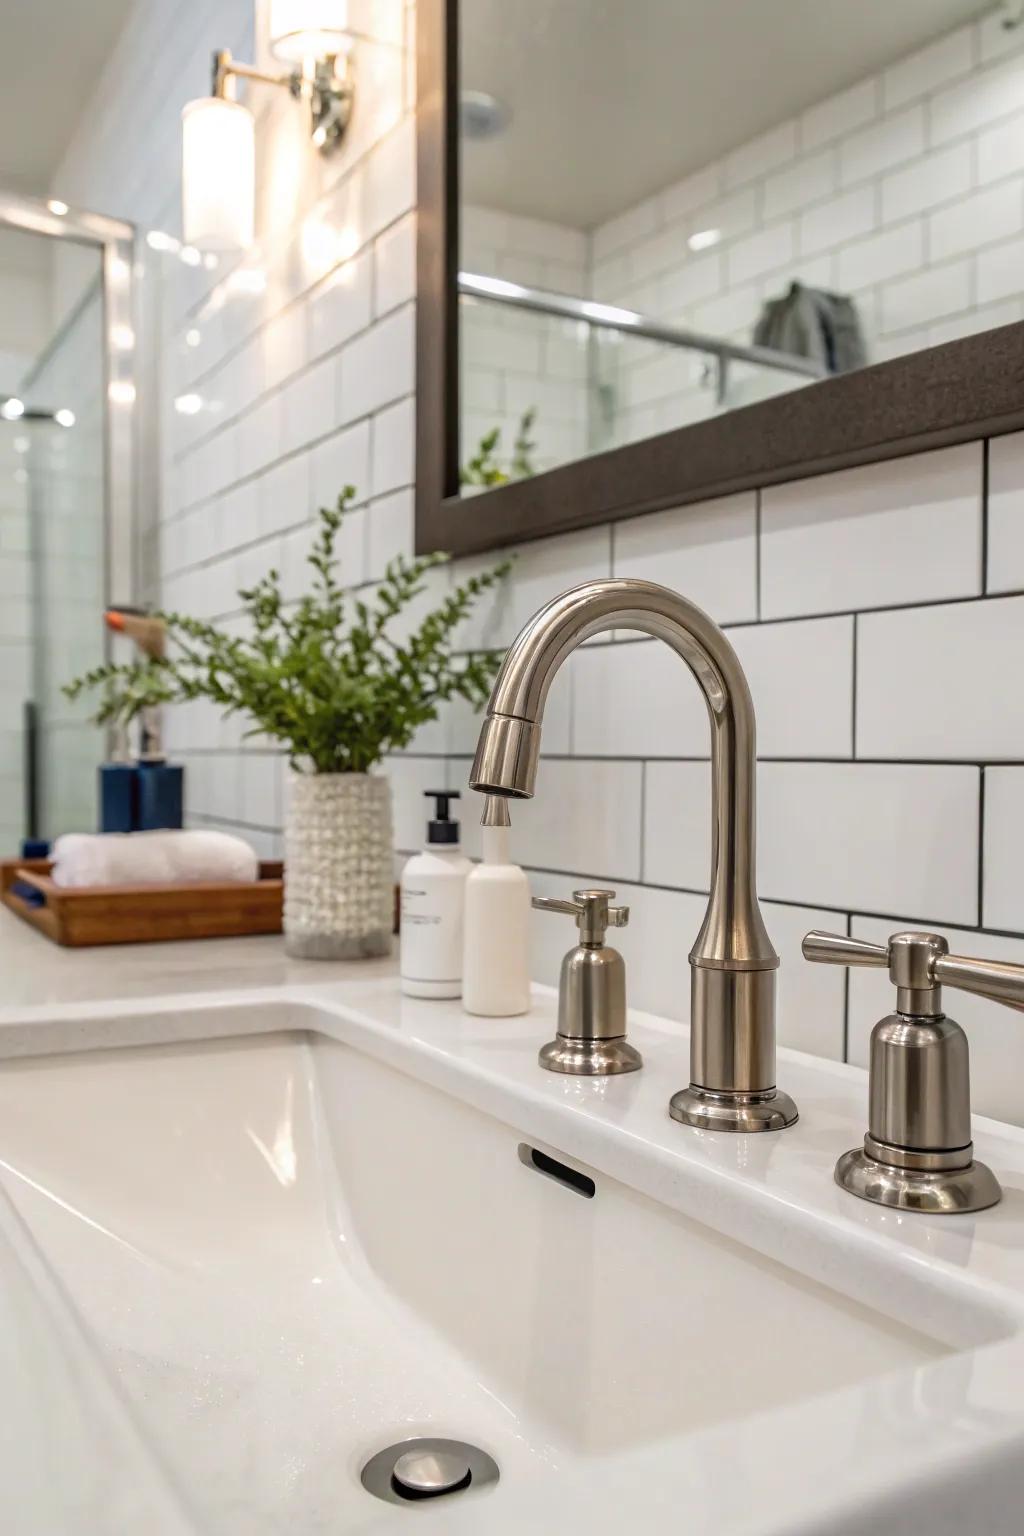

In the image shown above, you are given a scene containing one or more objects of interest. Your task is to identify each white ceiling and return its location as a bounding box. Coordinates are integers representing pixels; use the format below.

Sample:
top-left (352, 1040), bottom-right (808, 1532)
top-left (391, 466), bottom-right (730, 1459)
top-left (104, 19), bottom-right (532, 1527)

top-left (0, 0), bottom-right (137, 198)
top-left (461, 0), bottom-right (993, 227)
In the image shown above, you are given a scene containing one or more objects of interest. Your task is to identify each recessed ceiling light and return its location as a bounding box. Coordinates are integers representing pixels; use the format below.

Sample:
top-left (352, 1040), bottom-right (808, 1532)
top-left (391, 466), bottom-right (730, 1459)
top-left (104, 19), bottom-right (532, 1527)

top-left (1, 397), bottom-right (25, 420)
top-left (688, 228), bottom-right (722, 252)
top-left (174, 392), bottom-right (203, 415)
top-left (47, 199), bottom-right (69, 216)
top-left (54, 408), bottom-right (75, 428)
top-left (146, 229), bottom-right (181, 253)
top-left (460, 90), bottom-right (512, 140)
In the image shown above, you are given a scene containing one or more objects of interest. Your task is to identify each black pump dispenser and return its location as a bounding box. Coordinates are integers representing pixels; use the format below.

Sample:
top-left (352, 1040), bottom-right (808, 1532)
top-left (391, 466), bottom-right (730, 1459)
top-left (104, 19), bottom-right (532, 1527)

top-left (425, 789), bottom-right (460, 846)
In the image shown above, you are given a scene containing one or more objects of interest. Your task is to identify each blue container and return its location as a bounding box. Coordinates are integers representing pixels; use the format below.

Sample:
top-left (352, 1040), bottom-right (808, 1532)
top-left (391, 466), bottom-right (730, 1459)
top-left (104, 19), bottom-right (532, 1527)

top-left (99, 762), bottom-right (139, 833)
top-left (137, 762), bottom-right (184, 831)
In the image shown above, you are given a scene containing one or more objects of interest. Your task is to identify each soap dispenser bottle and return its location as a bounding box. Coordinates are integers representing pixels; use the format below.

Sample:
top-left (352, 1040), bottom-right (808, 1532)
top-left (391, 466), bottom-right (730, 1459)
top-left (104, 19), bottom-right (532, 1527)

top-left (463, 797), bottom-right (531, 1017)
top-left (400, 791), bottom-right (471, 998)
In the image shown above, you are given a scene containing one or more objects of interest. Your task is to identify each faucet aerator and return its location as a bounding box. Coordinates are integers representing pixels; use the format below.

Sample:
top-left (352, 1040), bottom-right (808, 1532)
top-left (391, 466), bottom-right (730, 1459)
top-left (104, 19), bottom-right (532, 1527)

top-left (469, 713), bottom-right (541, 798)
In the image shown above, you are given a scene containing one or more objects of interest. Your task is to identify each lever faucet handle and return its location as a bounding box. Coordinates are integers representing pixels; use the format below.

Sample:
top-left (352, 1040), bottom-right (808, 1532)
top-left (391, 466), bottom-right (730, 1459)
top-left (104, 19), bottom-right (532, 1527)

top-left (801, 931), bottom-right (889, 968)
top-left (532, 888), bottom-right (629, 945)
top-left (933, 952), bottom-right (1024, 1013)
top-left (803, 929), bottom-right (1024, 1014)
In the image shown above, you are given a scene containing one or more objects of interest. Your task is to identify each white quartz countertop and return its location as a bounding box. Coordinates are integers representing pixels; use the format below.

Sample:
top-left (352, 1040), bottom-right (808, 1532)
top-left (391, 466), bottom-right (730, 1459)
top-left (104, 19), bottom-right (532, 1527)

top-left (0, 907), bottom-right (391, 1011)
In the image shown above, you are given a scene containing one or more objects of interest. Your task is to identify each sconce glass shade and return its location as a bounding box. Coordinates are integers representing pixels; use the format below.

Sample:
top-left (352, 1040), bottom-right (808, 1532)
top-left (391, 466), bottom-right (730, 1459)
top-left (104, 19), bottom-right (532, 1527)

top-left (181, 97), bottom-right (255, 251)
top-left (268, 0), bottom-right (354, 62)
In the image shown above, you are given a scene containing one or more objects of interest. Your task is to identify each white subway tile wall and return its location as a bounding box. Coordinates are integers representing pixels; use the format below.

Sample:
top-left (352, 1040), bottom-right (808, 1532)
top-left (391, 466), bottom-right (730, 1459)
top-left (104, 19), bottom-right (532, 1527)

top-left (54, 3), bottom-right (1024, 1124)
top-left (988, 428), bottom-right (1024, 590)
top-left (759, 444), bottom-right (982, 618)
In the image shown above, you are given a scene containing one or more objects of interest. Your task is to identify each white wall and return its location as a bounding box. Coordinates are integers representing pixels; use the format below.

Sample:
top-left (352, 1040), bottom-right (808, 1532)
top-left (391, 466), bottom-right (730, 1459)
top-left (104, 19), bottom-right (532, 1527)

top-left (57, 0), bottom-right (1024, 1128)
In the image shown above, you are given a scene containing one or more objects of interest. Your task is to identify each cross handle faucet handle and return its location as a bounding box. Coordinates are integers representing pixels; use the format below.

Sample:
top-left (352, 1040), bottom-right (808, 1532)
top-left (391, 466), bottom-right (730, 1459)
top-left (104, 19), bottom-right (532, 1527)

top-left (532, 888), bottom-right (629, 946)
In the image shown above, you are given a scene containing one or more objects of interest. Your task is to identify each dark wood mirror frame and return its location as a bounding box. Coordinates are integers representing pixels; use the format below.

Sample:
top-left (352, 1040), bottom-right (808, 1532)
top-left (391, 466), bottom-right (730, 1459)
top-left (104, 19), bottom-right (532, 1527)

top-left (415, 0), bottom-right (1024, 561)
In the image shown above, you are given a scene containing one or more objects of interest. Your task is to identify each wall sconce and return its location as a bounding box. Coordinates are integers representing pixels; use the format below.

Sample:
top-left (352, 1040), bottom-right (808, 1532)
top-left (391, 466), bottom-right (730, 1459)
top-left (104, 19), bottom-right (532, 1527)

top-left (182, 1), bottom-right (355, 251)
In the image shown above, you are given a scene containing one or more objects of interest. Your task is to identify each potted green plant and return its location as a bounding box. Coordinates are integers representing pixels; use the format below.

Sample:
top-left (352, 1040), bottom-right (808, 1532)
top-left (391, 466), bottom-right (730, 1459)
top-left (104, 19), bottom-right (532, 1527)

top-left (66, 490), bottom-right (508, 958)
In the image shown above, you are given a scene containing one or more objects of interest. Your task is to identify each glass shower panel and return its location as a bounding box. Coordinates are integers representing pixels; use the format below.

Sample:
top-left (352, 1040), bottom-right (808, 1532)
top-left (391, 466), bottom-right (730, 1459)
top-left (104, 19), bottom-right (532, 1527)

top-left (27, 279), bottom-right (106, 840)
top-left (459, 288), bottom-right (815, 484)
top-left (0, 227), bottom-right (106, 851)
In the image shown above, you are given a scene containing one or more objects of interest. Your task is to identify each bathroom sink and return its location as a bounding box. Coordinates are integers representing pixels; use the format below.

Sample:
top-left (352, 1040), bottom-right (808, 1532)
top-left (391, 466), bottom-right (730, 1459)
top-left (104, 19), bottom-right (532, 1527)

top-left (0, 983), bottom-right (1022, 1533)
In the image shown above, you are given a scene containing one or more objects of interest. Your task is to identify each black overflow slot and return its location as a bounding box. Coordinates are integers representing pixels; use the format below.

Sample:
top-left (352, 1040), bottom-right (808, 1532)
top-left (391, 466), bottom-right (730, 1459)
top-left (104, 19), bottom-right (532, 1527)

top-left (518, 1143), bottom-right (596, 1198)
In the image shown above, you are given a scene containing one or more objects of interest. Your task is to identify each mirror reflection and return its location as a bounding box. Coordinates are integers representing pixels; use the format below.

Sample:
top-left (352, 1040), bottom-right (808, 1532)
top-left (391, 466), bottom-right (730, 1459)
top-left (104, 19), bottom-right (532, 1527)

top-left (459, 0), bottom-right (1023, 483)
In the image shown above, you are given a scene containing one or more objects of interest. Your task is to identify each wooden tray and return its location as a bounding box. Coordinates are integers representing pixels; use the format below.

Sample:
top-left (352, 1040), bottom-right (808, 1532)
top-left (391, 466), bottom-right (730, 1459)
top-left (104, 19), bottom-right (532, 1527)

top-left (0, 858), bottom-right (284, 947)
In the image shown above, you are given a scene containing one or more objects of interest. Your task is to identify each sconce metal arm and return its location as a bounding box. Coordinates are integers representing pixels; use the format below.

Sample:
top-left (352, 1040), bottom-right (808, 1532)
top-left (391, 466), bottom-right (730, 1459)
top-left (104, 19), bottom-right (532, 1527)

top-left (211, 47), bottom-right (353, 151)
top-left (212, 49), bottom-right (294, 99)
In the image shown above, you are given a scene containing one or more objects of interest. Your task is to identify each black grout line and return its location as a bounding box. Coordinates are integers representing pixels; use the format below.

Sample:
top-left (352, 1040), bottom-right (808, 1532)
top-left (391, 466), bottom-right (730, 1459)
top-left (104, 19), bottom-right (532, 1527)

top-left (851, 613), bottom-right (858, 759)
top-left (978, 764), bottom-right (986, 927)
top-left (367, 589), bottom-right (1024, 656)
top-left (981, 436), bottom-right (990, 597)
top-left (452, 863), bottom-right (1021, 939)
top-left (754, 488), bottom-right (762, 622)
top-left (842, 911), bottom-right (852, 1064)
top-left (723, 585), bottom-right (1016, 627)
top-left (437, 751), bottom-right (1021, 767)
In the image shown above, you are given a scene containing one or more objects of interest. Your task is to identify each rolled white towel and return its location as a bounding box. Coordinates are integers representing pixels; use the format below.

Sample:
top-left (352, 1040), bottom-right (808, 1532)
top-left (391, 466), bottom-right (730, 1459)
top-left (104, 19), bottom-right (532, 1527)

top-left (51, 830), bottom-right (260, 889)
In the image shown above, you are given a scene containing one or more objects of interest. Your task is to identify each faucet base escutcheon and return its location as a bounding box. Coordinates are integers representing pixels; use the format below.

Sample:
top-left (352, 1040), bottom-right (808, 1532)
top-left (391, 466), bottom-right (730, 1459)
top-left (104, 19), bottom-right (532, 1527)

top-left (669, 1084), bottom-right (799, 1133)
top-left (835, 1141), bottom-right (1001, 1215)
top-left (539, 1035), bottom-right (643, 1076)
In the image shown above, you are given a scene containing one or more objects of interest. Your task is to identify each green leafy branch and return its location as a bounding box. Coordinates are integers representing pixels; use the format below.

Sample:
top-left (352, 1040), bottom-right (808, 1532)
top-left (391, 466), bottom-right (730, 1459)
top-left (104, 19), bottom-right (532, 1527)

top-left (462, 407), bottom-right (537, 487)
top-left (64, 657), bottom-right (177, 731)
top-left (65, 488), bottom-right (510, 774)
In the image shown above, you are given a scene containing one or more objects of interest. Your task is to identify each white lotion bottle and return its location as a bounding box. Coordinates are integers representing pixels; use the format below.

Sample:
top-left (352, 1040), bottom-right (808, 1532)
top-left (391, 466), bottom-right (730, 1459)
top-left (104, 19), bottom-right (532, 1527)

top-left (463, 796), bottom-right (531, 1017)
top-left (400, 791), bottom-right (471, 998)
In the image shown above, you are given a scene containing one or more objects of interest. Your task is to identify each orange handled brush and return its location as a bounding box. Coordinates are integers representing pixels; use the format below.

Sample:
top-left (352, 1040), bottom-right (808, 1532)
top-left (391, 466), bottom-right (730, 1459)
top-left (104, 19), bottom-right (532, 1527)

top-left (105, 609), bottom-right (166, 660)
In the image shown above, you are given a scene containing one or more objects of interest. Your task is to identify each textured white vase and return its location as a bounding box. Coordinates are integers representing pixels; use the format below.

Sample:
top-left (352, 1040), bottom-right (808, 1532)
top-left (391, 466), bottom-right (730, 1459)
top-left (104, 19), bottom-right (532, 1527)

top-left (284, 772), bottom-right (393, 960)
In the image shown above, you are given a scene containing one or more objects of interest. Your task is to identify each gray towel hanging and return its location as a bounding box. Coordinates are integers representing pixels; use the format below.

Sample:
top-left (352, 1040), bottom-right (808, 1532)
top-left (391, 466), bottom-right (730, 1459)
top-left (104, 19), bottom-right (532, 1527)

top-left (753, 281), bottom-right (866, 375)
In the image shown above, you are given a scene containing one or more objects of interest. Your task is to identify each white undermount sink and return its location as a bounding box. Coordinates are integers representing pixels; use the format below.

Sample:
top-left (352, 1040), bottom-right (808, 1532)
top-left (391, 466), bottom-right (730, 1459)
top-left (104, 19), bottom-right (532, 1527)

top-left (0, 980), bottom-right (1023, 1534)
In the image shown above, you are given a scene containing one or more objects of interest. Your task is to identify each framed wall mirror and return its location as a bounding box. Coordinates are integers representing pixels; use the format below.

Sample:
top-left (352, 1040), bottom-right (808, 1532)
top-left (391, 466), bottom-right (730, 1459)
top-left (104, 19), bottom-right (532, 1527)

top-left (417, 0), bottom-right (1024, 557)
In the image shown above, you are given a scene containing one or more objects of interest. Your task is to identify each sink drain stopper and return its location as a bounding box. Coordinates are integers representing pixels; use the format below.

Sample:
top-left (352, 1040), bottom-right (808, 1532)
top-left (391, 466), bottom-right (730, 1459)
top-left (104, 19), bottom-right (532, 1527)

top-left (361, 1438), bottom-right (499, 1506)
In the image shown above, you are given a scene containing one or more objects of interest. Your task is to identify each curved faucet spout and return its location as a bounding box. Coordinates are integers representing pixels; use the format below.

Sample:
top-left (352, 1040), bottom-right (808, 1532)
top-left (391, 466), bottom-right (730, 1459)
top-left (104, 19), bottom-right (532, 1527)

top-left (469, 577), bottom-right (797, 1133)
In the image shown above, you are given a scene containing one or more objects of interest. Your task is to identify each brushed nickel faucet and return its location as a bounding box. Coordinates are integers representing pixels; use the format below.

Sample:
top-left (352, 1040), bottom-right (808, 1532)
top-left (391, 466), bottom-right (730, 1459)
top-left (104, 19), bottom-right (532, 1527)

top-left (803, 928), bottom-right (1022, 1213)
top-left (470, 577), bottom-right (797, 1133)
